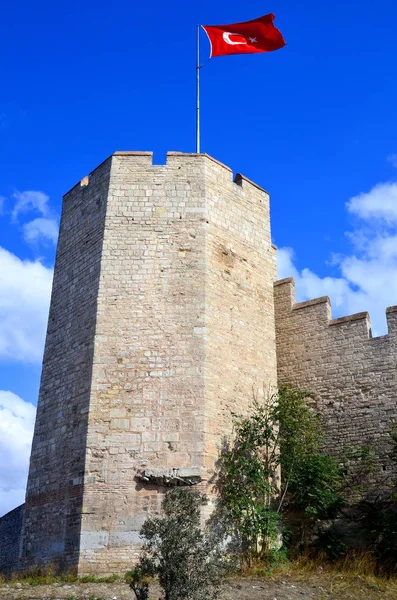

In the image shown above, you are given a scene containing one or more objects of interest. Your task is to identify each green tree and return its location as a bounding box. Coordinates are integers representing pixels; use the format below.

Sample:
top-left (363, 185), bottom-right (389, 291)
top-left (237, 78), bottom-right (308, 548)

top-left (213, 394), bottom-right (281, 564)
top-left (277, 385), bottom-right (344, 520)
top-left (214, 385), bottom-right (344, 563)
top-left (131, 488), bottom-right (226, 600)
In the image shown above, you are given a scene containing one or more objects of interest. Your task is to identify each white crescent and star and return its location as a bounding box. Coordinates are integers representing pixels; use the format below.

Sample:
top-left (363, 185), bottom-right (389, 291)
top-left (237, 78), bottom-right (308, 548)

top-left (222, 32), bottom-right (258, 45)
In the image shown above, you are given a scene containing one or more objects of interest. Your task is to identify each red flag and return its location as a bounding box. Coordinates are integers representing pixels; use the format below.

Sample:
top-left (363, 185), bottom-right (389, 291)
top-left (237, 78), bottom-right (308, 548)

top-left (202, 13), bottom-right (286, 58)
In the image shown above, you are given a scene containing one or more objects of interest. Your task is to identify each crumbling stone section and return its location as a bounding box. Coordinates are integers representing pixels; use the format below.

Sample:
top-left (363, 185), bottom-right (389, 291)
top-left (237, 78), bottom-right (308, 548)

top-left (136, 467), bottom-right (202, 486)
top-left (0, 505), bottom-right (24, 575)
top-left (274, 277), bottom-right (397, 497)
top-left (19, 152), bottom-right (277, 574)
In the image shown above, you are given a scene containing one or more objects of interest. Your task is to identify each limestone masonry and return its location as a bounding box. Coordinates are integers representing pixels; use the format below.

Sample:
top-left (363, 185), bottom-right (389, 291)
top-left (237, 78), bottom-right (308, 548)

top-left (274, 278), bottom-right (397, 496)
top-left (15, 152), bottom-right (277, 574)
top-left (0, 151), bottom-right (396, 575)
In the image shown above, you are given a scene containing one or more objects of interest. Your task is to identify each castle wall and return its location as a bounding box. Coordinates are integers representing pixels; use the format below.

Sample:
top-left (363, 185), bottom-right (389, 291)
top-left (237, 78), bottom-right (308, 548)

top-left (78, 152), bottom-right (208, 572)
top-left (0, 505), bottom-right (24, 575)
top-left (203, 164), bottom-right (277, 474)
top-left (19, 151), bottom-right (277, 574)
top-left (274, 277), bottom-right (397, 496)
top-left (14, 151), bottom-right (397, 574)
top-left (20, 159), bottom-right (111, 571)
top-left (77, 152), bottom-right (277, 572)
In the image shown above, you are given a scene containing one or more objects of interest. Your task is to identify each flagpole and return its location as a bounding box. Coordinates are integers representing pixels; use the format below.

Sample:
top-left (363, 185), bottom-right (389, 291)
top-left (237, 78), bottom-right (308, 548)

top-left (196, 24), bottom-right (201, 154)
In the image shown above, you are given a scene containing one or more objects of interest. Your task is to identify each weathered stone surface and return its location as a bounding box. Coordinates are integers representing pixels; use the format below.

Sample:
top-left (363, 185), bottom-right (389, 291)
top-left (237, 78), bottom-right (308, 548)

top-left (274, 277), bottom-right (397, 497)
top-left (136, 467), bottom-right (202, 486)
top-left (17, 152), bottom-right (277, 574)
top-left (19, 157), bottom-right (112, 574)
top-left (0, 505), bottom-right (24, 575)
top-left (11, 150), bottom-right (396, 577)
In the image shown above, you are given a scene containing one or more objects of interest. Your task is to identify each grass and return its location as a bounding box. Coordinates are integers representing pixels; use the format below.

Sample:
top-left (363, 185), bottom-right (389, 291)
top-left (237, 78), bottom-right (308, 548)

top-left (0, 568), bottom-right (121, 586)
top-left (241, 551), bottom-right (397, 599)
top-left (1, 553), bottom-right (397, 600)
top-left (78, 575), bottom-right (119, 583)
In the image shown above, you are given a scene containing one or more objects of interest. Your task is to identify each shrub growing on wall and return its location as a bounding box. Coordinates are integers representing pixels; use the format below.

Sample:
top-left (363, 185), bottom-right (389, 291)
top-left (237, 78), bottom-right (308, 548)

top-left (277, 385), bottom-right (344, 520)
top-left (214, 385), bottom-right (345, 562)
top-left (213, 395), bottom-right (281, 564)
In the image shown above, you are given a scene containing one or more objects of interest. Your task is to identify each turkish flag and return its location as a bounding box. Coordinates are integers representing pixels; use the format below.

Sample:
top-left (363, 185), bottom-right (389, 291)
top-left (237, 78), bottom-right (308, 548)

top-left (202, 13), bottom-right (286, 58)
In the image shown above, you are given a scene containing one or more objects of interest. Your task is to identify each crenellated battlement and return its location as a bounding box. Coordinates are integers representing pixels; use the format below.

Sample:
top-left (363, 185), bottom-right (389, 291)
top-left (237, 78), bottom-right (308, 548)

top-left (66, 151), bottom-right (269, 203)
top-left (274, 276), bottom-right (397, 339)
top-left (386, 305), bottom-right (397, 334)
top-left (274, 276), bottom-right (397, 497)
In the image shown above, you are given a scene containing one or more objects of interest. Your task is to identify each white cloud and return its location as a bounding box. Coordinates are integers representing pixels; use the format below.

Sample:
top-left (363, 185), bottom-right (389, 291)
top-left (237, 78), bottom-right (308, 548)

top-left (278, 181), bottom-right (397, 336)
top-left (0, 247), bottom-right (53, 362)
top-left (0, 391), bottom-right (36, 517)
top-left (387, 154), bottom-right (397, 168)
top-left (12, 190), bottom-right (50, 222)
top-left (278, 247), bottom-right (357, 312)
top-left (23, 217), bottom-right (59, 245)
top-left (8, 190), bottom-right (59, 247)
top-left (346, 182), bottom-right (397, 224)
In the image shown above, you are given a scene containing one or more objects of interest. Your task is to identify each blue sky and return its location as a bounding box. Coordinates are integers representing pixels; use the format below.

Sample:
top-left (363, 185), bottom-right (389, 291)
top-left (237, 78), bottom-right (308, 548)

top-left (1, 0), bottom-right (397, 515)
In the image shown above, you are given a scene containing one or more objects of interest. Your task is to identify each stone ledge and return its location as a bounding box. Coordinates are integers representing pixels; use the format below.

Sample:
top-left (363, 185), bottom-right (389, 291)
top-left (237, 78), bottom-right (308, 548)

top-left (166, 152), bottom-right (233, 173)
top-left (274, 277), bottom-right (294, 287)
top-left (293, 296), bottom-right (329, 311)
top-left (113, 151), bottom-right (153, 156)
top-left (234, 173), bottom-right (269, 195)
top-left (329, 312), bottom-right (370, 326)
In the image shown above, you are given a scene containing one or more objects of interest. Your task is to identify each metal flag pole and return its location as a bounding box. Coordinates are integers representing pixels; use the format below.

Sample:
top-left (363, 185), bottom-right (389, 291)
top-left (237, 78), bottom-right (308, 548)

top-left (196, 24), bottom-right (201, 154)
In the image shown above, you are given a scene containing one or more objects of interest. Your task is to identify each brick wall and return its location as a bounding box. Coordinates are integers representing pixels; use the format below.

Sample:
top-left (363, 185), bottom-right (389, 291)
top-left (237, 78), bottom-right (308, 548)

top-left (274, 277), bottom-right (397, 497)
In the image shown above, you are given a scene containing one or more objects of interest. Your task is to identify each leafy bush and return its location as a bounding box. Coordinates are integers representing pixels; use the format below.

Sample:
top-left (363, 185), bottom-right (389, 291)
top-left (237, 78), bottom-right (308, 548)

top-left (214, 385), bottom-right (346, 562)
top-left (288, 454), bottom-right (344, 519)
top-left (315, 527), bottom-right (349, 560)
top-left (277, 385), bottom-right (344, 519)
top-left (126, 560), bottom-right (154, 600)
top-left (132, 489), bottom-right (226, 600)
top-left (214, 396), bottom-right (281, 564)
top-left (358, 500), bottom-right (397, 576)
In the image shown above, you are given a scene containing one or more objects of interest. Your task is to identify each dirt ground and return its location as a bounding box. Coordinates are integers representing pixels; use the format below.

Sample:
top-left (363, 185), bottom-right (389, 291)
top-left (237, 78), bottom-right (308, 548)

top-left (0, 574), bottom-right (396, 600)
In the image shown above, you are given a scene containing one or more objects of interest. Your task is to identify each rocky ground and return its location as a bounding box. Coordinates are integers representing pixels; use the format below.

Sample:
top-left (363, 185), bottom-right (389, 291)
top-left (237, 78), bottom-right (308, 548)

top-left (0, 574), bottom-right (396, 600)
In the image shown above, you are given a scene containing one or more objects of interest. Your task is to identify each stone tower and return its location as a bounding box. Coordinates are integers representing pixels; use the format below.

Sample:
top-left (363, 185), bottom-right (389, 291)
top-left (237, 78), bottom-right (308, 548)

top-left (20, 151), bottom-right (277, 573)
